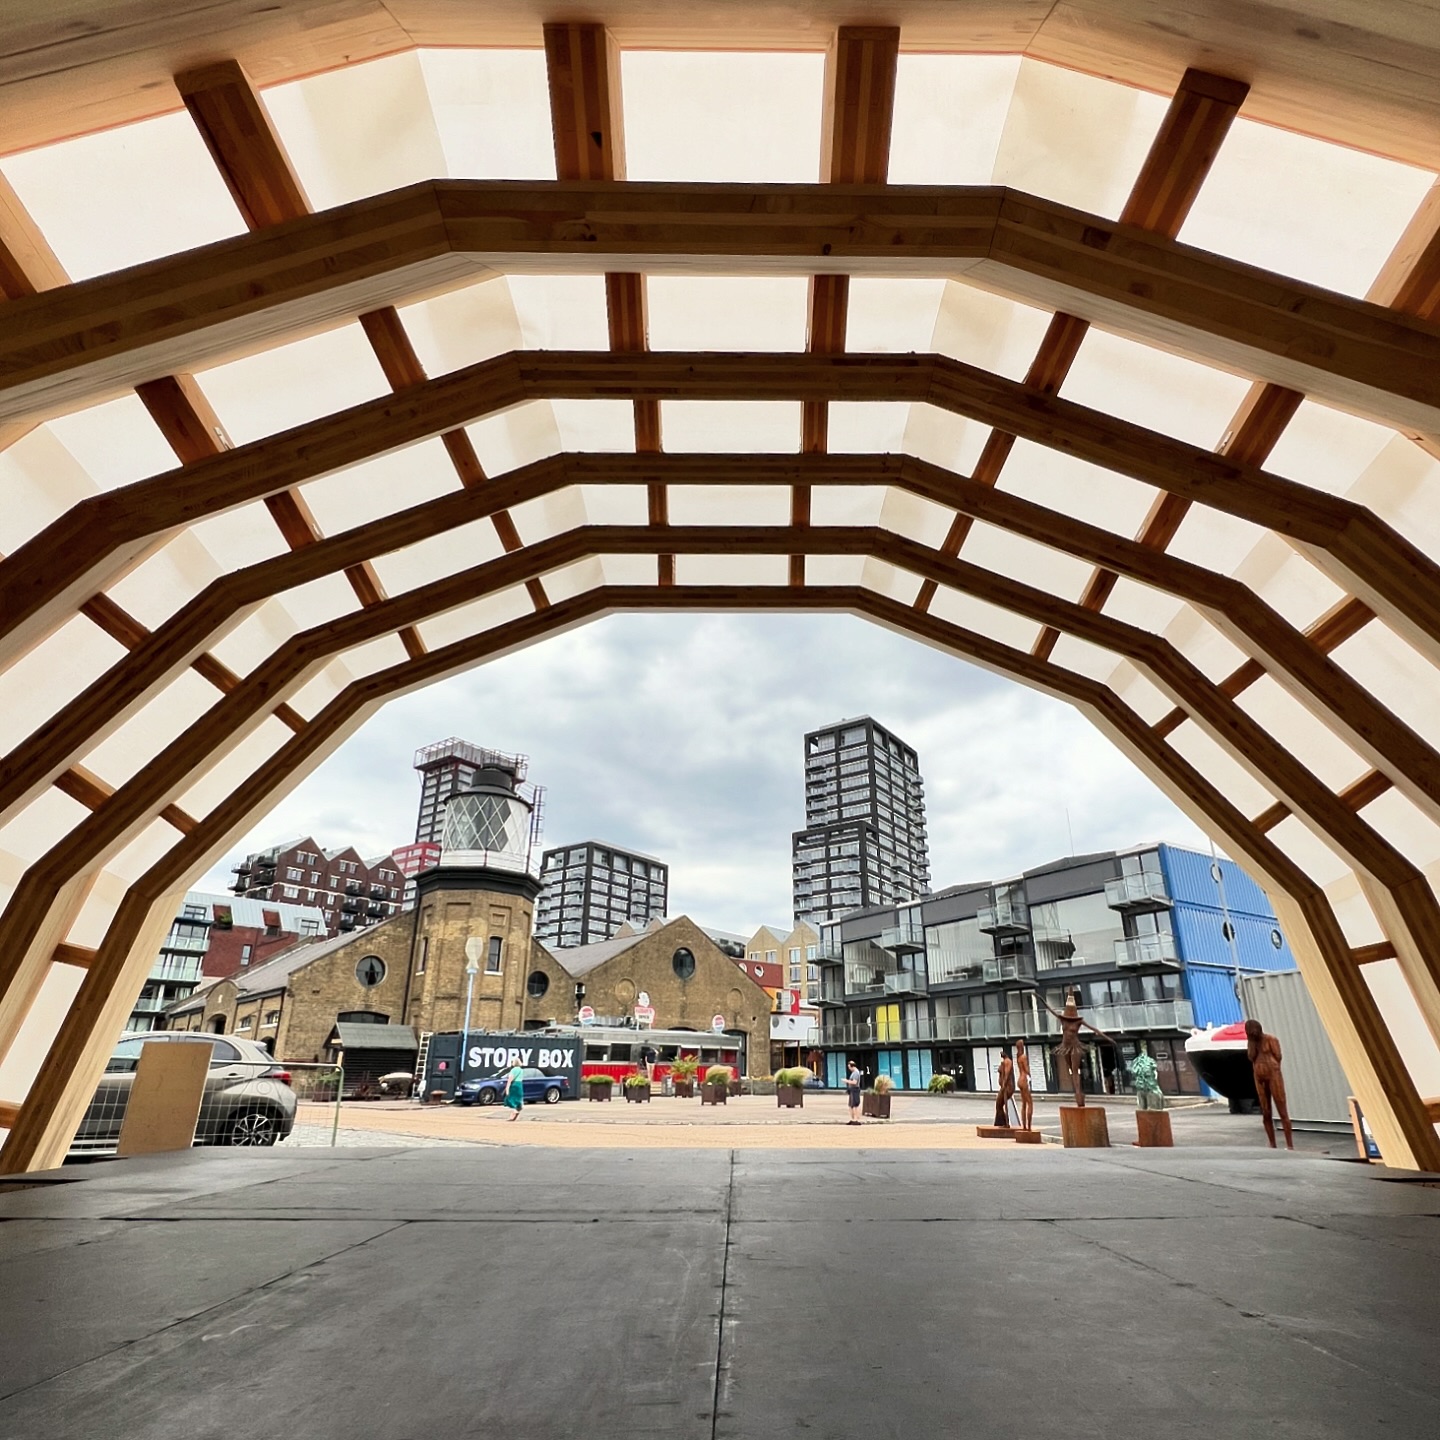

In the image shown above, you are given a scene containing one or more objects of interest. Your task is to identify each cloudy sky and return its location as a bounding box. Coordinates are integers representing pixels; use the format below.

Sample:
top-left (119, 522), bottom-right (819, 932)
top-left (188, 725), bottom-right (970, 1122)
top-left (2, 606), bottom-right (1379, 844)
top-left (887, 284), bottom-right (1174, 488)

top-left (198, 612), bottom-right (1213, 932)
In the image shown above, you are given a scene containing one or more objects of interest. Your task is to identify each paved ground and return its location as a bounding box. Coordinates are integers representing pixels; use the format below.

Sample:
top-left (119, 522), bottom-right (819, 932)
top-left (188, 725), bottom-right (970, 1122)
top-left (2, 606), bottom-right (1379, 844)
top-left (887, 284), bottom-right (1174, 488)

top-left (291, 1091), bottom-right (1350, 1154)
top-left (1, 1143), bottom-right (1436, 1438)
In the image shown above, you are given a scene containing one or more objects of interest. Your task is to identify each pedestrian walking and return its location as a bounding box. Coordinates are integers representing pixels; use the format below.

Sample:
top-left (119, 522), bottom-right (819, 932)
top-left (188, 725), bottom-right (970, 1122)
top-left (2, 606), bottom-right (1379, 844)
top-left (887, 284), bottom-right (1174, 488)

top-left (844, 1061), bottom-right (863, 1125)
top-left (503, 1061), bottom-right (525, 1121)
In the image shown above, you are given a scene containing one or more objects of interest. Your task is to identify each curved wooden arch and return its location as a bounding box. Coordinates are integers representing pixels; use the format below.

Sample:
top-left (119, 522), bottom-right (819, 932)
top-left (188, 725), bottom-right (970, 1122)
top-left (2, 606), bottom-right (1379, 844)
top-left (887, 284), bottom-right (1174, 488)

top-left (4, 25), bottom-right (1440, 1179)
top-left (4, 581), bottom-right (1436, 1172)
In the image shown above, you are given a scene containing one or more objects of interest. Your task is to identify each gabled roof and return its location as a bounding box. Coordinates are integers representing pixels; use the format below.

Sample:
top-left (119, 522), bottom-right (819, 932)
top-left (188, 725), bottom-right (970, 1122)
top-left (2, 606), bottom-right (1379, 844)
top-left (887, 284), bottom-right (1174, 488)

top-left (328, 1022), bottom-right (417, 1052)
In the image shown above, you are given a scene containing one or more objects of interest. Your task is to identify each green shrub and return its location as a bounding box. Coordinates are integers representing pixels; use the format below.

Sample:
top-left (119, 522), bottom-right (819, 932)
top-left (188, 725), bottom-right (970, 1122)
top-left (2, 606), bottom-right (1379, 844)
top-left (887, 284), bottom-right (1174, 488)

top-left (873, 1075), bottom-right (894, 1096)
top-left (584, 1073), bottom-right (613, 1087)
top-left (928, 1073), bottom-right (955, 1093)
top-left (670, 1057), bottom-right (700, 1079)
top-left (623, 1072), bottom-right (650, 1089)
top-left (704, 1065), bottom-right (733, 1084)
top-left (776, 1067), bottom-right (810, 1088)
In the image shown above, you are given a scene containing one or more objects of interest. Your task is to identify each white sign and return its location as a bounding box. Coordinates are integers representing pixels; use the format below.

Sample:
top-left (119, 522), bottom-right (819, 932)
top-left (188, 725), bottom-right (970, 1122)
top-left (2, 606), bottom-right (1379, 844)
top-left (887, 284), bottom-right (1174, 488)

top-left (578, 1005), bottom-right (596, 1024)
top-left (711, 1014), bottom-right (726, 1033)
top-left (634, 1005), bottom-right (655, 1028)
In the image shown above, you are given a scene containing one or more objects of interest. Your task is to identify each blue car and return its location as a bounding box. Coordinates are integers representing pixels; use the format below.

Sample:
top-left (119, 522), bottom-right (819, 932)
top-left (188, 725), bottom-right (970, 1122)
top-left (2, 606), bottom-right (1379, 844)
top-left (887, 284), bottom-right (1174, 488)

top-left (455, 1067), bottom-right (568, 1106)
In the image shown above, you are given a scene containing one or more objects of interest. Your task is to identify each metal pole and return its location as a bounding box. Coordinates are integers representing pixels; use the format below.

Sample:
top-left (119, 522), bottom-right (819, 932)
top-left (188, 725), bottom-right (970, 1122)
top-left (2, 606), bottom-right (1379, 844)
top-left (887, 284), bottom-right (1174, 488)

top-left (461, 937), bottom-right (483, 1096)
top-left (1209, 838), bottom-right (1244, 1000)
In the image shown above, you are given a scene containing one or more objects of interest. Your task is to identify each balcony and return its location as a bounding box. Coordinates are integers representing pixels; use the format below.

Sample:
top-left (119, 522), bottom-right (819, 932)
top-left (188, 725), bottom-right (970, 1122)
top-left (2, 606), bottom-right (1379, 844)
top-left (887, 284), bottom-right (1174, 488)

top-left (341, 897), bottom-right (360, 912)
top-left (982, 958), bottom-right (1024, 984)
top-left (816, 976), bottom-right (848, 1006)
top-left (978, 900), bottom-right (1028, 936)
top-left (882, 969), bottom-right (928, 997)
top-left (1104, 871), bottom-right (1172, 911)
top-left (878, 921), bottom-right (924, 954)
top-left (1115, 933), bottom-right (1181, 967)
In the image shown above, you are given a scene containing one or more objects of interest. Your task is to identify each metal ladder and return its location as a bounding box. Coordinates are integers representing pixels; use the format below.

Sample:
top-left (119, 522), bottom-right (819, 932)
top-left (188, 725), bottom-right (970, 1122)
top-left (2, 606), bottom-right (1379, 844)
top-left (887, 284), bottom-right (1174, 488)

top-left (412, 1031), bottom-right (432, 1096)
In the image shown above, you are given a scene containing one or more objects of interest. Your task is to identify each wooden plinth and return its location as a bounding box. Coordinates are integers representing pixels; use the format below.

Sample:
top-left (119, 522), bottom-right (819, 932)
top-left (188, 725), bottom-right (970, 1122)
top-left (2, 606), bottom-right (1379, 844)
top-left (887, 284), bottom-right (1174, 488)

top-left (1059, 1106), bottom-right (1110, 1148)
top-left (975, 1125), bottom-right (1013, 1138)
top-left (1012, 1128), bottom-right (1043, 1144)
top-left (1134, 1109), bottom-right (1174, 1147)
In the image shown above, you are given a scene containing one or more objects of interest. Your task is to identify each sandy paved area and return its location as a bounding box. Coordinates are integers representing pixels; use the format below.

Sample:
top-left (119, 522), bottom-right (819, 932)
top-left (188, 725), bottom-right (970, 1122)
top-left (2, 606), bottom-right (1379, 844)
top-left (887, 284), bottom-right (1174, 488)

top-left (292, 1089), bottom-right (1339, 1152)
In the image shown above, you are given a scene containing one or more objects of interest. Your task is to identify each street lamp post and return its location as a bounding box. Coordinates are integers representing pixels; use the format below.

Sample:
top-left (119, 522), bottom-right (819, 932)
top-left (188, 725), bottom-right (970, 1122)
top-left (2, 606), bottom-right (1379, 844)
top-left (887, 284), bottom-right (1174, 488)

top-left (461, 937), bottom-right (483, 1092)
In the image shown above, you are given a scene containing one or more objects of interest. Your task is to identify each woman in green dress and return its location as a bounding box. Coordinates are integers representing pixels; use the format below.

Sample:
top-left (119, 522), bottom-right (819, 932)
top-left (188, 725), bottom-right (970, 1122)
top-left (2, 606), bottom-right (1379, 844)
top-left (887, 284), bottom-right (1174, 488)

top-left (503, 1062), bottom-right (525, 1120)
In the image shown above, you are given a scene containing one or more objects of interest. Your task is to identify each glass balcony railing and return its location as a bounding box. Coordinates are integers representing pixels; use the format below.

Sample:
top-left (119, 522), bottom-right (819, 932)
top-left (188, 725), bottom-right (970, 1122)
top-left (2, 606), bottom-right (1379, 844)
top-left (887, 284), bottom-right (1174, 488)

top-left (882, 969), bottom-right (928, 996)
top-left (817, 999), bottom-right (1194, 1049)
top-left (878, 921), bottom-right (924, 953)
top-left (1104, 872), bottom-right (1172, 910)
top-left (1115, 933), bottom-right (1181, 967)
top-left (977, 900), bottom-right (1028, 935)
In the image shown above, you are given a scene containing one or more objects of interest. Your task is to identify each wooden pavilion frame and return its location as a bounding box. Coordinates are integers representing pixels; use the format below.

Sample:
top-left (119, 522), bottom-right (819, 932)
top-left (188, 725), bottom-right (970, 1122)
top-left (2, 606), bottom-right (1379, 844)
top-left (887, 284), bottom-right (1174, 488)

top-left (2, 11), bottom-right (1440, 1170)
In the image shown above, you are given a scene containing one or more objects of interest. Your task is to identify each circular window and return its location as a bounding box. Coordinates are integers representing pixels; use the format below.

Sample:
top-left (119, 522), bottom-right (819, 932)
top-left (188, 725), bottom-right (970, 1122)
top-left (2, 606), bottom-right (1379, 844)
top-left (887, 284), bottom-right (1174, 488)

top-left (1221, 921), bottom-right (1236, 941)
top-left (672, 947), bottom-right (696, 980)
top-left (526, 970), bottom-right (550, 999)
top-left (1210, 862), bottom-right (1223, 882)
top-left (356, 955), bottom-right (386, 988)
top-left (1270, 928), bottom-right (1284, 949)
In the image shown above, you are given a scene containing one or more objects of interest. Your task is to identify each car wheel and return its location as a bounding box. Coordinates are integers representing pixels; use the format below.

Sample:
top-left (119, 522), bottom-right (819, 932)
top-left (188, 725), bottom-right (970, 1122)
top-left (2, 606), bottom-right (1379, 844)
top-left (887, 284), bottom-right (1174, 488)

top-left (477, 1087), bottom-right (499, 1106)
top-left (544, 1086), bottom-right (562, 1105)
top-left (228, 1109), bottom-right (280, 1146)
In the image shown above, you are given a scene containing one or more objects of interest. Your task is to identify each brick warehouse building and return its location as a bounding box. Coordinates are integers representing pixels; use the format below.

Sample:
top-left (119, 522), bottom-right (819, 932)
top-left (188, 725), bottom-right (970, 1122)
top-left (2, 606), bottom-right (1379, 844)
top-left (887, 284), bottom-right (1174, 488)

top-left (169, 761), bottom-right (769, 1081)
top-left (231, 836), bottom-right (407, 937)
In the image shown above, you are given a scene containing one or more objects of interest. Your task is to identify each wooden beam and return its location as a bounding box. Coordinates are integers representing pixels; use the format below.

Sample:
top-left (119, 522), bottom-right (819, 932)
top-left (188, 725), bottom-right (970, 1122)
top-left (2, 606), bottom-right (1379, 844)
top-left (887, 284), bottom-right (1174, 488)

top-left (9, 444), bottom-right (1440, 848)
top-left (545, 24), bottom-right (665, 582)
top-left (2, 182), bottom-right (1439, 432)
top-left (51, 943), bottom-right (96, 971)
top-left (797, 25), bottom-right (899, 585)
top-left (175, 59), bottom-right (437, 650)
top-left (1352, 942), bottom-right (1399, 965)
top-left (8, 582), bottom-right (1438, 1174)
top-left (8, 350), bottom-right (1440, 672)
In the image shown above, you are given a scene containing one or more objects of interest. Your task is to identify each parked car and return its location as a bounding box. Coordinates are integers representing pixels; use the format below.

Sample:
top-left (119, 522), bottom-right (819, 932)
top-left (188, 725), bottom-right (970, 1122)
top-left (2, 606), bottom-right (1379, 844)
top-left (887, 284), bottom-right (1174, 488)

top-left (454, 1068), bottom-right (568, 1106)
top-left (70, 1033), bottom-right (298, 1154)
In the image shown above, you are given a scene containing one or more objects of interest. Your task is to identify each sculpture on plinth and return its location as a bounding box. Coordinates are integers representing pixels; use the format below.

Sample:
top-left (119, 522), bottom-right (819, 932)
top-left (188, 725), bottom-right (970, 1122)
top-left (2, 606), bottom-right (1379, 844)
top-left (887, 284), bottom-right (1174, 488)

top-left (1128, 1043), bottom-right (1165, 1110)
top-left (1244, 1019), bottom-right (1294, 1150)
top-left (1015, 1038), bottom-right (1034, 1132)
top-left (993, 1050), bottom-right (1015, 1127)
top-left (1041, 990), bottom-right (1114, 1108)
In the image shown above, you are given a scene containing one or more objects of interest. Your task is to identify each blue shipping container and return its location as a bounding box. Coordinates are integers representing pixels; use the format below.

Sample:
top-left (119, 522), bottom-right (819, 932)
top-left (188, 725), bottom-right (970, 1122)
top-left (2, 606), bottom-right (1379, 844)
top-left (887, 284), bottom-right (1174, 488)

top-left (1160, 844), bottom-right (1275, 916)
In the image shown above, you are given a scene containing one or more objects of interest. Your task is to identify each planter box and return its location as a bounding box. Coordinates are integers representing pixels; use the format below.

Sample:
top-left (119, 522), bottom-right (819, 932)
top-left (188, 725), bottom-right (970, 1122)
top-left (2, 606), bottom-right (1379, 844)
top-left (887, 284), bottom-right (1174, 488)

top-left (672, 1080), bottom-right (695, 1098)
top-left (776, 1088), bottom-right (804, 1108)
top-left (1134, 1109), bottom-right (1173, 1147)
top-left (862, 1093), bottom-right (892, 1119)
top-left (587, 1083), bottom-right (613, 1102)
top-left (624, 1085), bottom-right (652, 1103)
top-left (701, 1083), bottom-right (728, 1106)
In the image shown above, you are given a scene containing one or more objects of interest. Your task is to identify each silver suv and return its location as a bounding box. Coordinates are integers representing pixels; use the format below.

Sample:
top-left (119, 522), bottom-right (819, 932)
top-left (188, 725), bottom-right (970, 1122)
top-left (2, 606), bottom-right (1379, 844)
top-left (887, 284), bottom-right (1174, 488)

top-left (72, 1033), bottom-right (298, 1153)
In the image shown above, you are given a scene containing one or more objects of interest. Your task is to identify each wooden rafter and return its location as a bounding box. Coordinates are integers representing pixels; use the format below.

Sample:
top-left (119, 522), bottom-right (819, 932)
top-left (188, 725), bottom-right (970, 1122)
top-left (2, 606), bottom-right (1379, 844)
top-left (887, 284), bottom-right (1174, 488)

top-left (7, 350), bottom-right (1440, 673)
top-left (6, 451), bottom-right (1440, 855)
top-left (1, 182), bottom-right (1438, 432)
top-left (544, 24), bottom-right (667, 582)
top-left (795, 25), bottom-right (899, 586)
top-left (1035, 173), bottom-right (1440, 660)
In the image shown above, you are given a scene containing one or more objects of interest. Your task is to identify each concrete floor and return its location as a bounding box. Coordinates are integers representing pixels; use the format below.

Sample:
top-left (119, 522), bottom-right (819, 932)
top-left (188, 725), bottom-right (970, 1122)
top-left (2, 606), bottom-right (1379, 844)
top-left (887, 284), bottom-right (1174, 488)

top-left (1, 1145), bottom-right (1438, 1438)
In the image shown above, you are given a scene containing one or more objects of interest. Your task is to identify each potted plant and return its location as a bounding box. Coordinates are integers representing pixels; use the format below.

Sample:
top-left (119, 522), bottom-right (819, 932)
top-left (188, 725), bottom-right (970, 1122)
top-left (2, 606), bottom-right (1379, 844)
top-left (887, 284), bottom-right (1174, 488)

top-left (928, 1074), bottom-right (955, 1095)
top-left (671, 1057), bottom-right (699, 1098)
top-left (775, 1067), bottom-right (807, 1108)
top-left (701, 1064), bottom-right (733, 1106)
top-left (623, 1072), bottom-right (652, 1103)
top-left (585, 1072), bottom-right (614, 1102)
top-left (862, 1074), bottom-right (894, 1119)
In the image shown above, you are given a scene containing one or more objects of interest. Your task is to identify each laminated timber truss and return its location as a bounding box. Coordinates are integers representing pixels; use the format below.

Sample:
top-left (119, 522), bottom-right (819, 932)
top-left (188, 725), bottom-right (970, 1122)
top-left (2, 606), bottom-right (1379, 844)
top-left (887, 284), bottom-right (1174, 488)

top-left (3, 9), bottom-right (1440, 1171)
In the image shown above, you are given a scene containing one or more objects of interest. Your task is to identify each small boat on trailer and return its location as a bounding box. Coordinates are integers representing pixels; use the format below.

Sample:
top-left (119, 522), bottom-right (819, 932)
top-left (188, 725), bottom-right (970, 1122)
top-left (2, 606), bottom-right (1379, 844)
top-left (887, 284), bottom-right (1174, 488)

top-left (1183, 1022), bottom-right (1257, 1111)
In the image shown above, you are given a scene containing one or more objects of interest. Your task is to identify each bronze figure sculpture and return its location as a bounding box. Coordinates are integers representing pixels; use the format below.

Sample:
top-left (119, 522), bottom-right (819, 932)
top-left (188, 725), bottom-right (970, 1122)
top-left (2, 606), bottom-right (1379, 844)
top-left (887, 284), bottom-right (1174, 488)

top-left (1041, 990), bottom-right (1115, 1108)
top-left (1015, 1038), bottom-right (1034, 1132)
top-left (1244, 1019), bottom-right (1294, 1150)
top-left (993, 1051), bottom-right (1015, 1127)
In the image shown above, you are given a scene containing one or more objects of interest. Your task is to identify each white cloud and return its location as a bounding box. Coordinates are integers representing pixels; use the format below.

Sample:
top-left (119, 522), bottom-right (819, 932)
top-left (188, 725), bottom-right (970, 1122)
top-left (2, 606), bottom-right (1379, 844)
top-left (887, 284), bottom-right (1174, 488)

top-left (198, 613), bottom-right (1211, 929)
